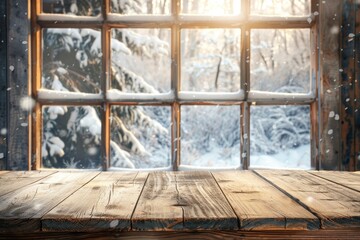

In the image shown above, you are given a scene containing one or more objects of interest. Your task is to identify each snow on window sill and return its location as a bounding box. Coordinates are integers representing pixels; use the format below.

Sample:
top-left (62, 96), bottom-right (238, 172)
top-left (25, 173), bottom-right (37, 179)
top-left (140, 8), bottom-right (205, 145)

top-left (107, 89), bottom-right (175, 102)
top-left (38, 89), bottom-right (103, 101)
top-left (179, 90), bottom-right (245, 101)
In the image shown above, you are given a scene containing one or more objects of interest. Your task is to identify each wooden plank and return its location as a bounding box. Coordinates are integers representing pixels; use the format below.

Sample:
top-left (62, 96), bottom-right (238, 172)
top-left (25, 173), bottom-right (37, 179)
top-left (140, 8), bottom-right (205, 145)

top-left (213, 171), bottom-right (319, 230)
top-left (0, 171), bottom-right (56, 196)
top-left (0, 171), bottom-right (99, 233)
top-left (355, 0), bottom-right (360, 171)
top-left (309, 171), bottom-right (360, 192)
top-left (132, 171), bottom-right (238, 231)
top-left (319, 0), bottom-right (342, 169)
top-left (0, 0), bottom-right (6, 170)
top-left (340, 0), bottom-right (356, 170)
top-left (0, 171), bottom-right (8, 175)
top-left (256, 170), bottom-right (360, 229)
top-left (42, 172), bottom-right (148, 232)
top-left (7, 0), bottom-right (30, 170)
top-left (1, 229), bottom-right (360, 240)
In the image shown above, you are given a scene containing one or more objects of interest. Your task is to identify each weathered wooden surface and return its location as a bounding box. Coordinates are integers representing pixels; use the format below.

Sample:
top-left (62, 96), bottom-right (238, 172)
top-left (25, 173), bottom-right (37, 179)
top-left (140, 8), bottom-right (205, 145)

top-left (257, 170), bottom-right (360, 229)
top-left (0, 0), bottom-right (6, 171)
top-left (132, 171), bottom-right (238, 231)
top-left (355, 0), bottom-right (360, 171)
top-left (340, 0), bottom-right (356, 170)
top-left (42, 172), bottom-right (148, 232)
top-left (1, 229), bottom-right (360, 240)
top-left (309, 171), bottom-right (360, 192)
top-left (319, 0), bottom-right (342, 170)
top-left (7, 0), bottom-right (30, 170)
top-left (0, 170), bottom-right (359, 236)
top-left (0, 172), bottom-right (99, 233)
top-left (0, 171), bottom-right (55, 197)
top-left (213, 171), bottom-right (318, 230)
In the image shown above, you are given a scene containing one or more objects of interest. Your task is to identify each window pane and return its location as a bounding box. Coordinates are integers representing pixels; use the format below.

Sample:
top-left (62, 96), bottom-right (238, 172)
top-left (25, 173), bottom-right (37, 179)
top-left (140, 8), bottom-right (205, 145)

top-left (250, 0), bottom-right (310, 16)
top-left (181, 105), bottom-right (241, 167)
top-left (110, 106), bottom-right (171, 169)
top-left (42, 106), bottom-right (102, 169)
top-left (42, 0), bottom-right (102, 16)
top-left (110, 0), bottom-right (171, 15)
top-left (110, 29), bottom-right (171, 94)
top-left (250, 29), bottom-right (310, 93)
top-left (42, 28), bottom-right (102, 94)
top-left (181, 29), bottom-right (241, 92)
top-left (181, 0), bottom-right (241, 15)
top-left (250, 105), bottom-right (311, 169)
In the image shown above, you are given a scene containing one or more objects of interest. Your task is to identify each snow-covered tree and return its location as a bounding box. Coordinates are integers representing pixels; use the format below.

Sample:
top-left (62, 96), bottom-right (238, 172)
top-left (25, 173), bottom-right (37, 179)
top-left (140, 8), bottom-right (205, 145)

top-left (41, 0), bottom-right (171, 169)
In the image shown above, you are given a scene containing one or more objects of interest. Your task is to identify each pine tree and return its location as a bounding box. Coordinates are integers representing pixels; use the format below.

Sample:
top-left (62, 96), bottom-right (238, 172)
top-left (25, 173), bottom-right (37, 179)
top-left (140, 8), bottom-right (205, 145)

top-left (41, 0), bottom-right (170, 169)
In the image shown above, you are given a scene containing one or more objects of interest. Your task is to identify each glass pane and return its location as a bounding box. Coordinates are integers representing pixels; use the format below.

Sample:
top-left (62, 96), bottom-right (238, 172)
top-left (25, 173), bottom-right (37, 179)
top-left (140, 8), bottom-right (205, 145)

top-left (250, 105), bottom-right (311, 169)
top-left (181, 0), bottom-right (241, 15)
top-left (250, 29), bottom-right (310, 93)
top-left (42, 0), bottom-right (102, 16)
top-left (110, 0), bottom-right (171, 15)
top-left (42, 28), bottom-right (102, 94)
top-left (110, 106), bottom-right (171, 169)
top-left (250, 0), bottom-right (310, 16)
top-left (181, 105), bottom-right (241, 167)
top-left (181, 29), bottom-right (241, 92)
top-left (42, 106), bottom-right (102, 169)
top-left (110, 29), bottom-right (171, 93)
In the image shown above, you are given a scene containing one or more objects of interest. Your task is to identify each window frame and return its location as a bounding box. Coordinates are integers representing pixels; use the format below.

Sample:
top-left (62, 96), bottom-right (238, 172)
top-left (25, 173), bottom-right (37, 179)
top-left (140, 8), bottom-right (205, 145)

top-left (28, 0), bottom-right (321, 171)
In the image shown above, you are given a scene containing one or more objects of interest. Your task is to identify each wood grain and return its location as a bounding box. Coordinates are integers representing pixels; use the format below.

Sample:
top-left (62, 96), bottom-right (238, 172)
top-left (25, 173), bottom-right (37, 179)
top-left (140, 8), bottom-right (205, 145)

top-left (42, 172), bottom-right (148, 232)
top-left (1, 229), bottom-right (360, 240)
top-left (213, 171), bottom-right (318, 230)
top-left (0, 171), bottom-right (56, 196)
top-left (0, 0), bottom-right (6, 171)
top-left (7, 0), bottom-right (30, 170)
top-left (256, 170), bottom-right (360, 229)
top-left (309, 171), bottom-right (360, 192)
top-left (319, 0), bottom-right (342, 170)
top-left (132, 171), bottom-right (238, 231)
top-left (0, 171), bottom-right (99, 233)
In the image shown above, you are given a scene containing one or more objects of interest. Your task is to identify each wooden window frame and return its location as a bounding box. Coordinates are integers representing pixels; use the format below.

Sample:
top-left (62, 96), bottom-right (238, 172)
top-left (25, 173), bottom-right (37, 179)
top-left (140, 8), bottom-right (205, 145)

top-left (3, 0), bottom-right (358, 171)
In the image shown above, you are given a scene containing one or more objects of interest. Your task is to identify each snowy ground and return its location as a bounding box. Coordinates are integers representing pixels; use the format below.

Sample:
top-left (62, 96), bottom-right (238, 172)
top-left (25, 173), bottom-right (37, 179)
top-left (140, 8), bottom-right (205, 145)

top-left (178, 144), bottom-right (311, 170)
top-left (250, 144), bottom-right (311, 170)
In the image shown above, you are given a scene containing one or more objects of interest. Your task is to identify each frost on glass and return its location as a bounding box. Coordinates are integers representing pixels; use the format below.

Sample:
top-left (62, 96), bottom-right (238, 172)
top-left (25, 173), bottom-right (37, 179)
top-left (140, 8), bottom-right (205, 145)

top-left (181, 0), bottom-right (241, 15)
top-left (181, 105), bottom-right (241, 167)
top-left (42, 28), bottom-right (102, 94)
top-left (42, 0), bottom-right (102, 16)
top-left (42, 106), bottom-right (102, 169)
top-left (181, 29), bottom-right (241, 92)
top-left (110, 106), bottom-right (171, 169)
top-left (111, 29), bottom-right (171, 93)
top-left (250, 0), bottom-right (310, 16)
top-left (250, 105), bottom-right (310, 169)
top-left (111, 0), bottom-right (170, 14)
top-left (250, 29), bottom-right (310, 93)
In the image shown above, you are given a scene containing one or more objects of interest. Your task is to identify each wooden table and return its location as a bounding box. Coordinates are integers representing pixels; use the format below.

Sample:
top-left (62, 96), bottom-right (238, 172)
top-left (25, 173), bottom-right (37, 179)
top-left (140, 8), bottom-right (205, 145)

top-left (0, 170), bottom-right (359, 239)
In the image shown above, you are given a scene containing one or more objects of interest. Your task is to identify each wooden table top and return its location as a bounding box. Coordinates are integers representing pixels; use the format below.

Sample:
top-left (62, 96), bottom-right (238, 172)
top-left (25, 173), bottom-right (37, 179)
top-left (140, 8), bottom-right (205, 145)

top-left (0, 170), bottom-right (359, 238)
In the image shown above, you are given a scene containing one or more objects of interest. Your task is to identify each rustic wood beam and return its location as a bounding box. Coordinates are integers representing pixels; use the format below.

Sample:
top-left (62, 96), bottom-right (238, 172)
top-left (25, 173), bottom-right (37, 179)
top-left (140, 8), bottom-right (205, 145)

top-left (7, 0), bottom-right (31, 170)
top-left (319, 1), bottom-right (342, 169)
top-left (0, 0), bottom-right (6, 170)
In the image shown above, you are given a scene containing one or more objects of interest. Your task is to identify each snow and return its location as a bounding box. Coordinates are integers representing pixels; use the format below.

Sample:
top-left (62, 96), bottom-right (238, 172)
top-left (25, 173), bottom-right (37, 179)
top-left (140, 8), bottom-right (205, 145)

top-left (19, 96), bottom-right (36, 111)
top-left (38, 89), bottom-right (103, 100)
top-left (38, 14), bottom-right (103, 21)
top-left (248, 90), bottom-right (315, 101)
top-left (107, 14), bottom-right (173, 22)
top-left (179, 90), bottom-right (244, 101)
top-left (107, 89), bottom-right (174, 101)
top-left (251, 144), bottom-right (311, 170)
top-left (79, 107), bottom-right (101, 136)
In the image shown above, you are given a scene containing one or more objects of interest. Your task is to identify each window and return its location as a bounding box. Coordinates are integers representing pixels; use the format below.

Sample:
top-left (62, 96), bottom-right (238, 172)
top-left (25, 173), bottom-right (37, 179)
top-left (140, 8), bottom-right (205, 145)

top-left (32, 0), bottom-right (317, 170)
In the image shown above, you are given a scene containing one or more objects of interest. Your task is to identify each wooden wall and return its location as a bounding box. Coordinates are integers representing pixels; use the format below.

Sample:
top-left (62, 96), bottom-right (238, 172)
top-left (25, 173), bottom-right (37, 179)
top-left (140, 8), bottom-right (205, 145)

top-left (6, 0), bottom-right (30, 170)
top-left (0, 0), bottom-right (6, 170)
top-left (339, 0), bottom-right (359, 171)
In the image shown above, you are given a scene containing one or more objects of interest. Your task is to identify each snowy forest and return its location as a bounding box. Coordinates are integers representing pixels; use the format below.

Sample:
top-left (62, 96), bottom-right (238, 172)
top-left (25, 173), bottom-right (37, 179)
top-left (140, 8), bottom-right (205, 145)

top-left (41, 0), bottom-right (311, 169)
